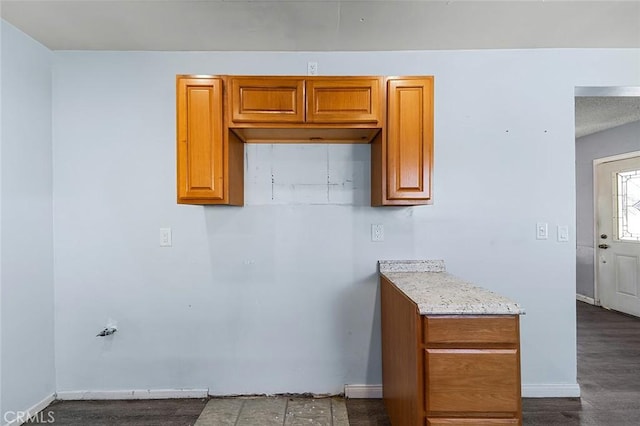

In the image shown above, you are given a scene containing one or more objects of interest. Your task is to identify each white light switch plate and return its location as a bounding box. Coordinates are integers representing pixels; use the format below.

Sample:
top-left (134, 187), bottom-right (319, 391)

top-left (536, 222), bottom-right (548, 240)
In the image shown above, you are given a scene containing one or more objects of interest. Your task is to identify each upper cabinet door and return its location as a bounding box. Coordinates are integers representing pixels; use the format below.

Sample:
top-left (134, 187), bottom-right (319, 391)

top-left (176, 77), bottom-right (225, 203)
top-left (306, 78), bottom-right (382, 124)
top-left (386, 77), bottom-right (434, 202)
top-left (230, 77), bottom-right (305, 123)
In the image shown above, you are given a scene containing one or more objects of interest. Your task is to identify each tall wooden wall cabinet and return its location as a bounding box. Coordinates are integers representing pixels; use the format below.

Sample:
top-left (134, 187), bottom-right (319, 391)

top-left (372, 77), bottom-right (434, 206)
top-left (176, 75), bottom-right (433, 206)
top-left (176, 77), bottom-right (243, 205)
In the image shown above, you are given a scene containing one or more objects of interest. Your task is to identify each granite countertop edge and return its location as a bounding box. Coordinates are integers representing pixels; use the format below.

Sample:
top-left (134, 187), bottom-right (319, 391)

top-left (379, 260), bottom-right (525, 316)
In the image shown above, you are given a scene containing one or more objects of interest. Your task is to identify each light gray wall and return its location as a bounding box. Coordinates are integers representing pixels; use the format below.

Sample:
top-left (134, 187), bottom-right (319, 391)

top-left (51, 48), bottom-right (639, 396)
top-left (1, 21), bottom-right (55, 420)
top-left (576, 120), bottom-right (640, 299)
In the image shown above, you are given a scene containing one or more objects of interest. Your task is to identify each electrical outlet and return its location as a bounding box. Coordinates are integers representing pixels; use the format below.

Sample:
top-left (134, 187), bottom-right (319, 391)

top-left (160, 228), bottom-right (172, 247)
top-left (371, 224), bottom-right (384, 242)
top-left (307, 61), bottom-right (318, 76)
top-left (558, 225), bottom-right (569, 242)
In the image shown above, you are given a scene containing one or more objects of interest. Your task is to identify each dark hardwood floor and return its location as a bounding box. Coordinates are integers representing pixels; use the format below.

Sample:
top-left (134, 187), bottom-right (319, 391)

top-left (28, 302), bottom-right (640, 425)
top-left (344, 301), bottom-right (640, 425)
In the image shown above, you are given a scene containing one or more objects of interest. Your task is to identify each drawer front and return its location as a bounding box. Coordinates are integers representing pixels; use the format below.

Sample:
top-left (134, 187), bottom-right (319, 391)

top-left (425, 349), bottom-right (519, 414)
top-left (424, 316), bottom-right (518, 345)
top-left (230, 77), bottom-right (305, 123)
top-left (306, 78), bottom-right (382, 124)
top-left (427, 418), bottom-right (519, 426)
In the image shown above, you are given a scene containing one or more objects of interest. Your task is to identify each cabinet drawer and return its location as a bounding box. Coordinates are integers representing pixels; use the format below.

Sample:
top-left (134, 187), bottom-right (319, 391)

top-left (425, 349), bottom-right (519, 414)
top-left (306, 78), bottom-right (382, 124)
top-left (427, 418), bottom-right (519, 426)
top-left (424, 316), bottom-right (518, 345)
top-left (230, 77), bottom-right (304, 123)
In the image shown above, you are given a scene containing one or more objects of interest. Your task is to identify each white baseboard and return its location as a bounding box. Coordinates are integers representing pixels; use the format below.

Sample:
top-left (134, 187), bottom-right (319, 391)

top-left (3, 393), bottom-right (56, 426)
top-left (56, 389), bottom-right (208, 400)
top-left (344, 384), bottom-right (383, 399)
top-left (521, 383), bottom-right (581, 398)
top-left (345, 383), bottom-right (581, 399)
top-left (576, 294), bottom-right (596, 305)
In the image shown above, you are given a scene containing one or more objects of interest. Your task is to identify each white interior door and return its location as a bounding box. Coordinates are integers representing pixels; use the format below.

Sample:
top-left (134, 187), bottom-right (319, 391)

top-left (596, 155), bottom-right (640, 316)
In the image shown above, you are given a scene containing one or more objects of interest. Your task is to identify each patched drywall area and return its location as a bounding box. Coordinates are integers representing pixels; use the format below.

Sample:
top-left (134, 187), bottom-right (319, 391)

top-left (244, 144), bottom-right (371, 206)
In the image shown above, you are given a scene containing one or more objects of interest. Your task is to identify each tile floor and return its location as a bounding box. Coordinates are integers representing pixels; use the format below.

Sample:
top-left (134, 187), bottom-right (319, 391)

top-left (194, 397), bottom-right (348, 425)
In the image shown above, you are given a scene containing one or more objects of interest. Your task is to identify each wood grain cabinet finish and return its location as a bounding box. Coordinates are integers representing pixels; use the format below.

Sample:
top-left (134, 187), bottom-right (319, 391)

top-left (424, 316), bottom-right (519, 345)
top-left (230, 77), bottom-right (305, 123)
top-left (373, 77), bottom-right (433, 206)
top-left (306, 78), bottom-right (382, 124)
top-left (176, 75), bottom-right (433, 206)
top-left (427, 419), bottom-right (519, 426)
top-left (425, 349), bottom-right (520, 413)
top-left (176, 76), bottom-right (243, 205)
top-left (380, 276), bottom-right (522, 426)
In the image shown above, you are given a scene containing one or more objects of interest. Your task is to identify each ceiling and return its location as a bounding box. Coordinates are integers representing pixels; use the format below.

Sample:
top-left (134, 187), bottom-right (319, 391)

top-left (1, 0), bottom-right (639, 52)
top-left (2, 1), bottom-right (639, 137)
top-left (576, 96), bottom-right (640, 138)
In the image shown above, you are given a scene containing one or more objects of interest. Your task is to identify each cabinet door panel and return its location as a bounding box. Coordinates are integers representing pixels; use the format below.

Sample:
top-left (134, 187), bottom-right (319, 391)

top-left (231, 77), bottom-right (304, 123)
top-left (427, 418), bottom-right (519, 426)
top-left (425, 349), bottom-right (519, 414)
top-left (306, 78), bottom-right (382, 124)
top-left (386, 78), bottom-right (433, 201)
top-left (177, 77), bottom-right (224, 202)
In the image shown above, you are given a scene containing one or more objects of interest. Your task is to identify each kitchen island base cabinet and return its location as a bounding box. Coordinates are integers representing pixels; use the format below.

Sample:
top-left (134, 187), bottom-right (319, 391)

top-left (380, 276), bottom-right (522, 426)
top-left (427, 419), bottom-right (520, 426)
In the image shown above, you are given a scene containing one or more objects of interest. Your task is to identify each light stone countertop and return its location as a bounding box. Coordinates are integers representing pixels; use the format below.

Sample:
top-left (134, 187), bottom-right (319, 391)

top-left (379, 260), bottom-right (524, 315)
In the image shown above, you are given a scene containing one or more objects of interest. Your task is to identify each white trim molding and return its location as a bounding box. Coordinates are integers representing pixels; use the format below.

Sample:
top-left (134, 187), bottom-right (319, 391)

top-left (55, 389), bottom-right (208, 400)
top-left (575, 86), bottom-right (640, 97)
top-left (346, 384), bottom-right (581, 399)
top-left (576, 294), bottom-right (596, 305)
top-left (3, 393), bottom-right (55, 426)
top-left (521, 384), bottom-right (581, 398)
top-left (344, 384), bottom-right (383, 399)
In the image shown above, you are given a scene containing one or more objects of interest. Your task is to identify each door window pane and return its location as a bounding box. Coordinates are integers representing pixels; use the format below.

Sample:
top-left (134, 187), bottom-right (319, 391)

top-left (617, 169), bottom-right (640, 242)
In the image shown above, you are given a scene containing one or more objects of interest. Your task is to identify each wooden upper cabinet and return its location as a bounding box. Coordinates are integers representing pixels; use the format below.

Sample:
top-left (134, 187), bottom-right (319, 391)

top-left (230, 77), bottom-right (305, 123)
top-left (176, 74), bottom-right (434, 207)
top-left (385, 77), bottom-right (433, 204)
top-left (177, 76), bottom-right (244, 205)
top-left (306, 78), bottom-right (382, 124)
top-left (177, 77), bottom-right (224, 203)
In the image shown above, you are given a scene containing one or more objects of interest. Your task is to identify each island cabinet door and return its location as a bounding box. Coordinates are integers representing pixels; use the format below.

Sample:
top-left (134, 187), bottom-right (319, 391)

top-left (305, 78), bottom-right (382, 124)
top-left (427, 419), bottom-right (519, 425)
top-left (229, 77), bottom-right (305, 123)
top-left (424, 348), bottom-right (520, 414)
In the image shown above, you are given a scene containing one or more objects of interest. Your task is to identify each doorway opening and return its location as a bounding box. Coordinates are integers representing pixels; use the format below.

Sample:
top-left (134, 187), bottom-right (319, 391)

top-left (594, 153), bottom-right (640, 316)
top-left (575, 86), bottom-right (640, 316)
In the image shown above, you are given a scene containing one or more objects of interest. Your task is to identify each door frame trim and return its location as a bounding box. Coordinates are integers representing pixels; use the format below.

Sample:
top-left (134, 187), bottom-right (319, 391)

top-left (592, 150), bottom-right (640, 306)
